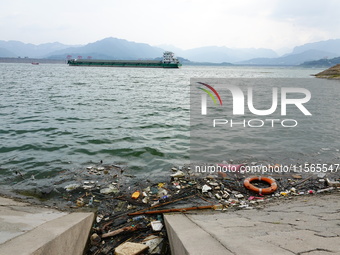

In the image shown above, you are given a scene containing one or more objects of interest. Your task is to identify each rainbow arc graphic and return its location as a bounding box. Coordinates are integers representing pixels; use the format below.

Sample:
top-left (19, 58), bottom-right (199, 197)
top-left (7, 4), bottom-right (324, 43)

top-left (197, 82), bottom-right (223, 115)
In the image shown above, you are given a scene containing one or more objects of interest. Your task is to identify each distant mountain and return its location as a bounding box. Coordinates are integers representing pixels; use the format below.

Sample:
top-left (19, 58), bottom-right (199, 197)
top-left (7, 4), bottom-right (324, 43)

top-left (2, 37), bottom-right (340, 66)
top-left (48, 37), bottom-right (164, 60)
top-left (156, 44), bottom-right (185, 56)
top-left (238, 49), bottom-right (338, 66)
top-left (179, 46), bottom-right (278, 63)
top-left (0, 40), bottom-right (74, 58)
top-left (292, 39), bottom-right (340, 56)
top-left (154, 55), bottom-right (233, 66)
top-left (0, 47), bottom-right (16, 57)
top-left (301, 56), bottom-right (340, 67)
top-left (52, 39), bottom-right (276, 63)
top-left (237, 39), bottom-right (340, 66)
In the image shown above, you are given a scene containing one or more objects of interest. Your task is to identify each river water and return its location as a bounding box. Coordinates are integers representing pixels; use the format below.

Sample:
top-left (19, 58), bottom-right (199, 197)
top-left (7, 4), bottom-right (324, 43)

top-left (0, 64), bottom-right (339, 192)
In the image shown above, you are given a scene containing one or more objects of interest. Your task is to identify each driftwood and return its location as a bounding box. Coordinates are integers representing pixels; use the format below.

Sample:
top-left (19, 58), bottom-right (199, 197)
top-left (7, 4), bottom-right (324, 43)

top-left (101, 225), bottom-right (138, 238)
top-left (292, 176), bottom-right (313, 187)
top-left (128, 194), bottom-right (196, 216)
top-left (128, 205), bottom-right (215, 216)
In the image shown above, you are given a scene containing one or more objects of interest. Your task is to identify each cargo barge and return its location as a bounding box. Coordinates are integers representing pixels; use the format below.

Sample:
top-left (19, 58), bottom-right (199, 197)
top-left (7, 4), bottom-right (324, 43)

top-left (67, 51), bottom-right (181, 68)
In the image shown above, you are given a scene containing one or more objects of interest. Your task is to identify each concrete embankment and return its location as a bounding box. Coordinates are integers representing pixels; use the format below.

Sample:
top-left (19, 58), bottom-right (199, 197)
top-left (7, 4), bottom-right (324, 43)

top-left (0, 196), bottom-right (94, 255)
top-left (165, 192), bottom-right (340, 255)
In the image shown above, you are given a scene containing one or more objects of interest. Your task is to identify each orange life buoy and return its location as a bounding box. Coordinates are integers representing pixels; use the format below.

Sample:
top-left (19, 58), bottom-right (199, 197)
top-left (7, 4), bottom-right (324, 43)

top-left (244, 176), bottom-right (277, 195)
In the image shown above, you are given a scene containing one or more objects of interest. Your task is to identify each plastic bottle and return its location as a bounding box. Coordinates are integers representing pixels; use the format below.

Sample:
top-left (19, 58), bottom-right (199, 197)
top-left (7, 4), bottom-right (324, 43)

top-left (127, 215), bottom-right (145, 222)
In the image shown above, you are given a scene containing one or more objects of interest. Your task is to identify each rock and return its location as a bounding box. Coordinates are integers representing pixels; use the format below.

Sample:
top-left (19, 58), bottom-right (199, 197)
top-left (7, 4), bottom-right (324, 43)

top-left (114, 242), bottom-right (148, 255)
top-left (315, 64), bottom-right (340, 79)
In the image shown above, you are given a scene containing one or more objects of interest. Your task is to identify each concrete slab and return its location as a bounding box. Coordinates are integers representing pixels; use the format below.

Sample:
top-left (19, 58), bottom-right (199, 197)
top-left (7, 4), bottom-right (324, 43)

top-left (0, 196), bottom-right (94, 255)
top-left (0, 197), bottom-right (67, 244)
top-left (165, 193), bottom-right (340, 255)
top-left (164, 213), bottom-right (233, 255)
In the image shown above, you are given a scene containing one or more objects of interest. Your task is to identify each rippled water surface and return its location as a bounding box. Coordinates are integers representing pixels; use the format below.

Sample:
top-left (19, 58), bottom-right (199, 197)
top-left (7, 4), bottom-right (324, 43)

top-left (0, 64), bottom-right (338, 186)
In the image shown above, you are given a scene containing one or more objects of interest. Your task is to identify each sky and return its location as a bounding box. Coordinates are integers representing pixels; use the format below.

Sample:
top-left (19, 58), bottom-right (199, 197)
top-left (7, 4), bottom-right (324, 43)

top-left (1, 0), bottom-right (340, 54)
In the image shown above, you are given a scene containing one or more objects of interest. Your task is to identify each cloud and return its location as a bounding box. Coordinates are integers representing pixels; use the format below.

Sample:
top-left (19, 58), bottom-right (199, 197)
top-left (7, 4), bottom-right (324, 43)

top-left (270, 0), bottom-right (340, 32)
top-left (1, 0), bottom-right (339, 51)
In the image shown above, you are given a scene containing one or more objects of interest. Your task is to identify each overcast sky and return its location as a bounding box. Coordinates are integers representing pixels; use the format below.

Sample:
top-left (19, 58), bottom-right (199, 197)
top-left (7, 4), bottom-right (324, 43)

top-left (1, 0), bottom-right (340, 53)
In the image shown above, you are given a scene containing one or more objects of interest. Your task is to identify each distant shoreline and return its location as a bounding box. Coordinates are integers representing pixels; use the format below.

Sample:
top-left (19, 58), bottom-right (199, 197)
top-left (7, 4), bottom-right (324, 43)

top-left (0, 57), bottom-right (66, 64)
top-left (0, 57), bottom-right (329, 67)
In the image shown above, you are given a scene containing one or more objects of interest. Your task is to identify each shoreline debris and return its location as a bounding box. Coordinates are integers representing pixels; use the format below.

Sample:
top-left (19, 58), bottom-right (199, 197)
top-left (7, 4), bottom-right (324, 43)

top-left (11, 162), bottom-right (339, 255)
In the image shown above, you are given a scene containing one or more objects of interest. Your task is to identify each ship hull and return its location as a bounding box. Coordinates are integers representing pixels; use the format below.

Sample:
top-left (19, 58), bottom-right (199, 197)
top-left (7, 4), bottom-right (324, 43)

top-left (67, 59), bottom-right (181, 68)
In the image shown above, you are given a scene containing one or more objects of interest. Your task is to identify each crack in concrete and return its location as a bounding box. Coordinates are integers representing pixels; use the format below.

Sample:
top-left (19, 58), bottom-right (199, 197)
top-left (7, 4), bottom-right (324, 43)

top-left (263, 210), bottom-right (305, 214)
top-left (277, 245), bottom-right (296, 254)
top-left (259, 220), bottom-right (298, 227)
top-left (292, 226), bottom-right (339, 239)
top-left (314, 233), bottom-right (339, 238)
top-left (263, 240), bottom-right (296, 254)
top-left (297, 248), bottom-right (333, 254)
top-left (293, 227), bottom-right (322, 233)
top-left (310, 213), bottom-right (340, 222)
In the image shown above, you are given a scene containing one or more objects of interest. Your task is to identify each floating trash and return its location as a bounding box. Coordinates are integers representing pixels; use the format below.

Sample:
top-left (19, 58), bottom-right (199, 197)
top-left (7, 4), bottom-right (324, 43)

top-left (100, 184), bottom-right (119, 194)
top-left (131, 191), bottom-right (140, 199)
top-left (64, 183), bottom-right (80, 191)
top-left (51, 163), bottom-right (340, 255)
top-left (151, 220), bottom-right (163, 231)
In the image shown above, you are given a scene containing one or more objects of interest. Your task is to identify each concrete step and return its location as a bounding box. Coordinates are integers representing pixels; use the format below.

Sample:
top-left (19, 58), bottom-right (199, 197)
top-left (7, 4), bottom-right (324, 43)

top-left (164, 213), bottom-right (233, 255)
top-left (164, 193), bottom-right (340, 255)
top-left (0, 197), bottom-right (94, 255)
